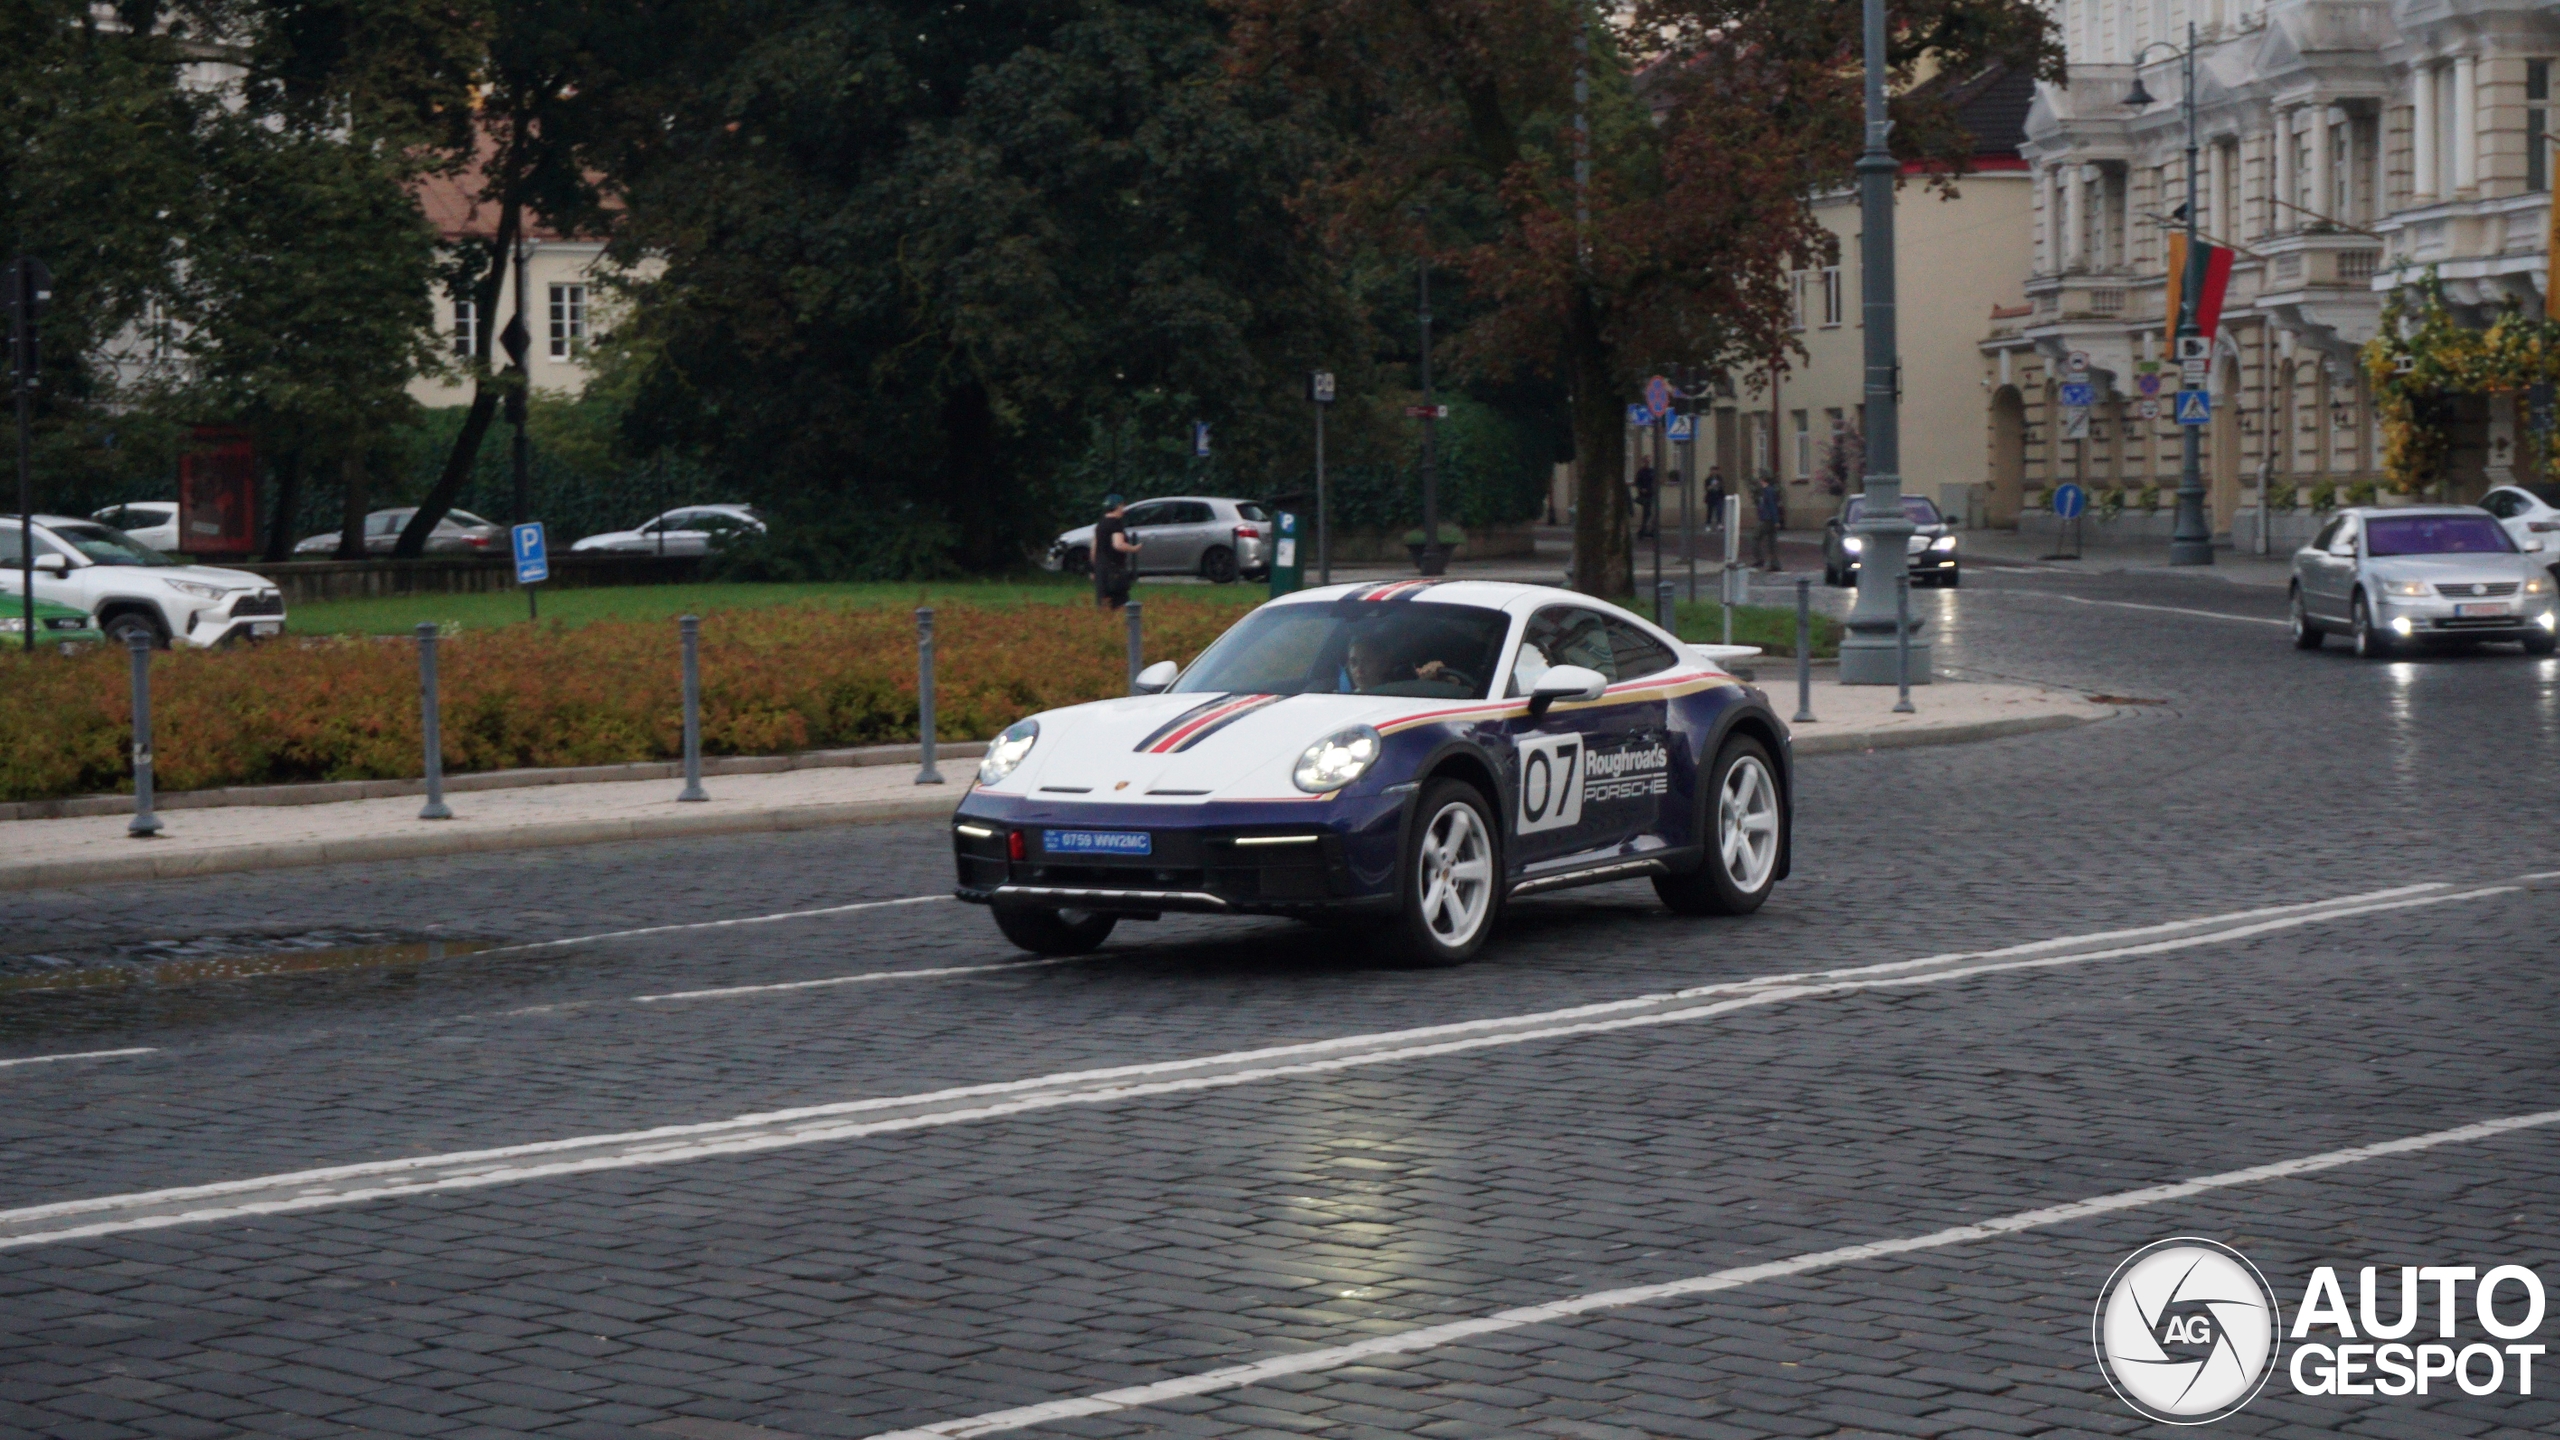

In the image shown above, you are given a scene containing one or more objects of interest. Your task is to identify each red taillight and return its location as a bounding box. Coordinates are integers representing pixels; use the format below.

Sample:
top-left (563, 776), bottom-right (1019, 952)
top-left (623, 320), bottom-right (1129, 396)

top-left (2532, 521), bottom-right (2560, 532)
top-left (1234, 526), bottom-right (1260, 540)
top-left (467, 534), bottom-right (492, 548)
top-left (1007, 830), bottom-right (1025, 861)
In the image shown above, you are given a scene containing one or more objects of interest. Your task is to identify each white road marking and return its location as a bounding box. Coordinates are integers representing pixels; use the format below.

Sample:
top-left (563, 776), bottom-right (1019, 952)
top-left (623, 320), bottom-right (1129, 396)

top-left (2046, 593), bottom-right (2289, 627)
top-left (859, 1105), bottom-right (2560, 1439)
top-left (635, 955), bottom-right (1089, 1003)
top-left (0, 1047), bottom-right (156, 1071)
top-left (473, 894), bottom-right (950, 957)
top-left (0, 877), bottom-right (2516, 1251)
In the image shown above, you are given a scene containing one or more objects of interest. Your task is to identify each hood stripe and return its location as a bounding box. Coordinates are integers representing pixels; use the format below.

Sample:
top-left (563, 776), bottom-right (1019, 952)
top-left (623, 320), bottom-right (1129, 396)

top-left (1133, 694), bottom-right (1284, 754)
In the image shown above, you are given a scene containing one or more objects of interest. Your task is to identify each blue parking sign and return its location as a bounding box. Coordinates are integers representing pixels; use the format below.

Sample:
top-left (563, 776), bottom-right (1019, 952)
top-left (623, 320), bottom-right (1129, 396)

top-left (512, 522), bottom-right (549, 585)
top-left (2059, 382), bottom-right (2096, 408)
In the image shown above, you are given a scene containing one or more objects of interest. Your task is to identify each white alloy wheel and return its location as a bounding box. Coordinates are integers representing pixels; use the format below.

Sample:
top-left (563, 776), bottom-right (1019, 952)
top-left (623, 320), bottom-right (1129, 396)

top-left (1416, 800), bottom-right (1495, 948)
top-left (1717, 754), bottom-right (1781, 892)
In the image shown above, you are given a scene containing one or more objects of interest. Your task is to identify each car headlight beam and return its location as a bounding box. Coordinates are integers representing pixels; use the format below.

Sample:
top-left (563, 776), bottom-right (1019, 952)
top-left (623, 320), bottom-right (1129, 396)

top-left (2381, 579), bottom-right (2433, 598)
top-left (1293, 726), bottom-right (1382, 794)
top-left (977, 718), bottom-right (1039, 786)
top-left (1930, 535), bottom-right (1957, 552)
top-left (1842, 536), bottom-right (1864, 554)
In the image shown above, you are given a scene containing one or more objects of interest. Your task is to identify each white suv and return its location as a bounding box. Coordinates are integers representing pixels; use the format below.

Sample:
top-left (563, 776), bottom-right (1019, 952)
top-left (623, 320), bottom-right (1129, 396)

top-left (5, 515), bottom-right (287, 647)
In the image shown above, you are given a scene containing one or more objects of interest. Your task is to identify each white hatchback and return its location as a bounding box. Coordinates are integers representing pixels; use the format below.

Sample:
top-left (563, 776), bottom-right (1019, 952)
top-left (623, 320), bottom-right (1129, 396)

top-left (5, 516), bottom-right (287, 647)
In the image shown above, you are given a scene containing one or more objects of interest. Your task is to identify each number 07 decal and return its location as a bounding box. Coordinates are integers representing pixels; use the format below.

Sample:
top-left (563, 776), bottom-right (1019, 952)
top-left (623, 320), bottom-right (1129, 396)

top-left (1515, 733), bottom-right (1584, 834)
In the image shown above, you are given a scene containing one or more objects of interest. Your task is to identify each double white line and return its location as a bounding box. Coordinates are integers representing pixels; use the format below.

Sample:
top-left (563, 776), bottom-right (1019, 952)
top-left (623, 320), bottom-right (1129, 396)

top-left (0, 878), bottom-right (2523, 1253)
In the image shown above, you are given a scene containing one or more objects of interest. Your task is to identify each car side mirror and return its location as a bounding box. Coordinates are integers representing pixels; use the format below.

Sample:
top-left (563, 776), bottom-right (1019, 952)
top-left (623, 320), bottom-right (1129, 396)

top-left (1133, 659), bottom-right (1179, 694)
top-left (2528, 540), bottom-right (2546, 553)
top-left (31, 554), bottom-right (68, 573)
top-left (1527, 664), bottom-right (1608, 717)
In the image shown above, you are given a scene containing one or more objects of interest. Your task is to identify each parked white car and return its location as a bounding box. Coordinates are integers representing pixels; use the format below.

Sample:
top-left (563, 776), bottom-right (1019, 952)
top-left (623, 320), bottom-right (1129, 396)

top-left (4, 516), bottom-right (287, 648)
top-left (90, 502), bottom-right (181, 553)
top-left (572, 505), bottom-right (766, 557)
top-left (2478, 484), bottom-right (2560, 563)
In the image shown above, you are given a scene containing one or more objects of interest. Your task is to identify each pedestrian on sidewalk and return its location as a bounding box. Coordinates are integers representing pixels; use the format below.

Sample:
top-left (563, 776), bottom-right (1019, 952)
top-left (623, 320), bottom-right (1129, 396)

top-left (1753, 475), bottom-right (1784, 571)
top-left (1704, 466), bottom-right (1726, 531)
top-left (1093, 495), bottom-right (1141, 612)
top-left (1633, 463), bottom-right (1657, 540)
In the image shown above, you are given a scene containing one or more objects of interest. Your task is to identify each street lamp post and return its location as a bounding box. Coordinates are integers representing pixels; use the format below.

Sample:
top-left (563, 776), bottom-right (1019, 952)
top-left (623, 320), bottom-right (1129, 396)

top-left (2127, 23), bottom-right (2213, 566)
top-left (1839, 0), bottom-right (1929, 684)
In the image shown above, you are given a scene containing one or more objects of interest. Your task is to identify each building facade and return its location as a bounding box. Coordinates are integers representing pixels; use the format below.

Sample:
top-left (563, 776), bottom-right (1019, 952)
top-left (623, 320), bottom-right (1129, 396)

top-left (1983, 0), bottom-right (2560, 544)
top-left (407, 165), bottom-right (624, 408)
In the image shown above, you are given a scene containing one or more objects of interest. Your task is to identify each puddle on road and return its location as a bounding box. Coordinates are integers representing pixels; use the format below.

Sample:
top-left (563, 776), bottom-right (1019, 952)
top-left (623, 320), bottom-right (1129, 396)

top-left (0, 931), bottom-right (500, 996)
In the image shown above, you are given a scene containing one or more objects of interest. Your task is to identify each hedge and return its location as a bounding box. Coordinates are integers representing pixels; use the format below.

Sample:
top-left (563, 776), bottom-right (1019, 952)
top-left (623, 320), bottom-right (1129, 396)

top-left (0, 599), bottom-right (1247, 803)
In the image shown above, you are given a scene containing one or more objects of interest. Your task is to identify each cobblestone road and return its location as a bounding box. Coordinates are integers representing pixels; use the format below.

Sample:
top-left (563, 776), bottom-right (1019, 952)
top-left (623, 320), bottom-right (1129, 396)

top-left (3, 563), bottom-right (2556, 1440)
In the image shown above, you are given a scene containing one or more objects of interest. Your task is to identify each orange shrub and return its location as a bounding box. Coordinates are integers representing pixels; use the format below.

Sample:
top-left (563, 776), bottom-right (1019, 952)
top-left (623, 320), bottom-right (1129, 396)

top-left (0, 600), bottom-right (1246, 802)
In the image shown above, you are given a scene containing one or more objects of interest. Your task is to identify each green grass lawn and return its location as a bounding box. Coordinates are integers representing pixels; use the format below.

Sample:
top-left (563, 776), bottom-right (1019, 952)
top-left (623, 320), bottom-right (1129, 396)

top-left (285, 576), bottom-right (1266, 635)
top-left (1668, 599), bottom-right (1841, 658)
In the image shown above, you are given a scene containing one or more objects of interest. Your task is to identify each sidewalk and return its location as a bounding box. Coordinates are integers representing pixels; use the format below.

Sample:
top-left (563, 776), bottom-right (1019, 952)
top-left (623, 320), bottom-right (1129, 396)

top-left (0, 681), bottom-right (2112, 892)
top-left (1952, 526), bottom-right (2295, 587)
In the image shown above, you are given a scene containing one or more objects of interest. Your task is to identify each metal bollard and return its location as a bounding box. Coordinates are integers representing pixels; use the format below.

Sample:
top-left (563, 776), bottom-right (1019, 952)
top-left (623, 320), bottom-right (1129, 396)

top-left (416, 623), bottom-right (453, 819)
top-left (914, 607), bottom-right (944, 785)
top-left (126, 634), bottom-right (162, 837)
top-left (677, 615), bottom-right (708, 801)
top-left (1892, 574), bottom-right (1916, 714)
top-left (1655, 580), bottom-right (1675, 633)
top-left (1125, 600), bottom-right (1144, 694)
top-left (1793, 577), bottom-right (1816, 724)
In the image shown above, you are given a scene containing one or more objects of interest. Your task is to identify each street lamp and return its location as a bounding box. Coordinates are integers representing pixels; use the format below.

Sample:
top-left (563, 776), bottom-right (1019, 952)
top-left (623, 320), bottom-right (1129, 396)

top-left (2127, 23), bottom-right (2214, 566)
top-left (1838, 0), bottom-right (1929, 684)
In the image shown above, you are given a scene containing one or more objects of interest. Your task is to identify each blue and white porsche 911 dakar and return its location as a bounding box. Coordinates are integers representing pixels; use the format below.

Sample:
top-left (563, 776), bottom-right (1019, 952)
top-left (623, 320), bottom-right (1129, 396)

top-left (951, 579), bottom-right (1792, 965)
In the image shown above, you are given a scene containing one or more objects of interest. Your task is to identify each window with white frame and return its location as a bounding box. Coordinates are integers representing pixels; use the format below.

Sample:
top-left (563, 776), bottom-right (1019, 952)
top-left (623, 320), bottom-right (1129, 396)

top-left (547, 283), bottom-right (588, 359)
top-left (2531, 61), bottom-right (2553, 194)
top-left (1790, 409), bottom-right (1810, 480)
top-left (1819, 266), bottom-right (1843, 327)
top-left (1789, 271), bottom-right (1808, 331)
top-left (452, 298), bottom-right (478, 359)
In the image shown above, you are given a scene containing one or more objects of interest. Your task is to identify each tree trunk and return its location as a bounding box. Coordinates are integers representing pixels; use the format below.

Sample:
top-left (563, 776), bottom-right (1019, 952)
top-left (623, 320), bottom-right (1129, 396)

top-left (397, 199), bottom-right (520, 558)
top-left (1566, 288), bottom-right (1630, 596)
top-left (942, 379), bottom-right (1003, 570)
top-left (336, 449), bottom-right (368, 560)
top-left (261, 450), bottom-right (302, 562)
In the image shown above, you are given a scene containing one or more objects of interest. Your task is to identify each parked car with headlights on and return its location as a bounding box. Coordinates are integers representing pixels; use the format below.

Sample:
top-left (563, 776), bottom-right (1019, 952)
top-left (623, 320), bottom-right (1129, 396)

top-left (572, 505), bottom-right (766, 556)
top-left (1045, 497), bottom-right (1273, 583)
top-left (1822, 494), bottom-right (1959, 587)
top-left (2289, 506), bottom-right (2556, 657)
top-left (4, 516), bottom-right (286, 647)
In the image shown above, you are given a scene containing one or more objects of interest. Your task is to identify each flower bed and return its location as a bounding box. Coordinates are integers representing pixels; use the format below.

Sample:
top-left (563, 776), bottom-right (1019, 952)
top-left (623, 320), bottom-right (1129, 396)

top-left (0, 600), bottom-right (1248, 803)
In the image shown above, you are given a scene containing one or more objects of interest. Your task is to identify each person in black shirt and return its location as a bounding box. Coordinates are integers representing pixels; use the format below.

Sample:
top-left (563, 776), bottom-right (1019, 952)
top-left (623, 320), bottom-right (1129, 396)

top-left (1092, 495), bottom-right (1141, 611)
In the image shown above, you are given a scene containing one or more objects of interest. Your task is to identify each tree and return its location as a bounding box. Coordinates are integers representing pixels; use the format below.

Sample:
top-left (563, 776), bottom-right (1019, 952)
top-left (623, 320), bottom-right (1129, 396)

top-left (1230, 0), bottom-right (2062, 595)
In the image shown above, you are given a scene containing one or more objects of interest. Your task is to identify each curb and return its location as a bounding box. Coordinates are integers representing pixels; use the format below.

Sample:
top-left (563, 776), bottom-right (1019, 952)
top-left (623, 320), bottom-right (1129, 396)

top-left (1791, 709), bottom-right (2097, 755)
top-left (0, 792), bottom-right (967, 894)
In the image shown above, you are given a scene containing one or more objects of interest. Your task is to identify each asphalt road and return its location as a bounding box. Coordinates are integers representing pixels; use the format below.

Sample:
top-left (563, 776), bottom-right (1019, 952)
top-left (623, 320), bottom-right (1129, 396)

top-left (2, 561), bottom-right (2556, 1440)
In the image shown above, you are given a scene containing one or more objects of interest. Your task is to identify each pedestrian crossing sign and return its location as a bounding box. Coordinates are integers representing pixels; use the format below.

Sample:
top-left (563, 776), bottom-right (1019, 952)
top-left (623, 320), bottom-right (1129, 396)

top-left (2174, 390), bottom-right (2211, 425)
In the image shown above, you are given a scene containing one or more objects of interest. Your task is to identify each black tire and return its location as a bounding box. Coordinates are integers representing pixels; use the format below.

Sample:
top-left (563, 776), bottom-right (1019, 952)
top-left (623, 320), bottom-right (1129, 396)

top-left (2289, 587), bottom-right (2323, 650)
top-left (1200, 546), bottom-right (1238, 584)
top-left (1383, 779), bottom-right (1500, 966)
top-left (2351, 593), bottom-right (2391, 660)
top-left (1654, 734), bottom-right (1784, 917)
top-left (990, 904), bottom-right (1117, 956)
top-left (2525, 629), bottom-right (2557, 656)
top-left (101, 610), bottom-right (167, 649)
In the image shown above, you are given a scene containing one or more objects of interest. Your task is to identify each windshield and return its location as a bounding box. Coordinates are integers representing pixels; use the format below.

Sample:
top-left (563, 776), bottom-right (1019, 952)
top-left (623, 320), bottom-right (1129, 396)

top-left (1172, 601), bottom-right (1513, 699)
top-left (2366, 515), bottom-right (2515, 556)
top-left (46, 522), bottom-right (175, 567)
top-left (1844, 495), bottom-right (1943, 525)
top-left (447, 510), bottom-right (493, 528)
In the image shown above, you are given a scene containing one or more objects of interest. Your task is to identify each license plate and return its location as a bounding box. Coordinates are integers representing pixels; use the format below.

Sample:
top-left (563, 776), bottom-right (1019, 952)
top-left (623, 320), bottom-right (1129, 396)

top-left (1044, 829), bottom-right (1151, 857)
top-left (2454, 603), bottom-right (2510, 618)
top-left (250, 621), bottom-right (283, 636)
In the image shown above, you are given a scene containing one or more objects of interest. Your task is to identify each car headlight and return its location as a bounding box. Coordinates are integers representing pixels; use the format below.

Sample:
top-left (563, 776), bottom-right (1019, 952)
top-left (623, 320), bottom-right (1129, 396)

top-left (1293, 726), bottom-right (1382, 793)
top-left (1842, 536), bottom-right (1865, 554)
top-left (2526, 576), bottom-right (2551, 595)
top-left (977, 719), bottom-right (1039, 786)
top-left (2381, 579), bottom-right (2433, 598)
top-left (164, 579), bottom-right (234, 600)
top-left (1931, 535), bottom-right (1957, 551)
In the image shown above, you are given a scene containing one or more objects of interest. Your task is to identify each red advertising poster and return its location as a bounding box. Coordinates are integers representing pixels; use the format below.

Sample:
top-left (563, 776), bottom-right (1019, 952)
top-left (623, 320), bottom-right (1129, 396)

top-left (178, 427), bottom-right (258, 557)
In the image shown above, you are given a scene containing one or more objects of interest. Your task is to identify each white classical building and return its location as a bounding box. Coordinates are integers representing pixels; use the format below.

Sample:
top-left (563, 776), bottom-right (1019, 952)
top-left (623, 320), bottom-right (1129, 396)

top-left (1980, 0), bottom-right (2560, 542)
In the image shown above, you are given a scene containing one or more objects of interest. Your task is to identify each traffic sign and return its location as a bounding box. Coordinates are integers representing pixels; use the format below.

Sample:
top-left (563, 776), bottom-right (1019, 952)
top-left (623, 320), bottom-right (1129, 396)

top-left (1307, 371), bottom-right (1335, 404)
top-left (2180, 359), bottom-right (2208, 387)
top-left (2066, 350), bottom-right (2090, 377)
top-left (2059, 382), bottom-right (2096, 408)
top-left (2062, 409), bottom-right (2091, 441)
top-left (1644, 375), bottom-right (1672, 417)
top-left (1666, 413), bottom-right (1696, 442)
top-left (2175, 335), bottom-right (2211, 362)
top-left (2135, 371), bottom-right (2161, 398)
top-left (2174, 390), bottom-right (2212, 425)
top-left (1403, 404), bottom-right (1450, 419)
top-left (2136, 399), bottom-right (2161, 421)
top-left (1626, 404), bottom-right (1653, 428)
top-left (511, 522), bottom-right (549, 585)
top-left (1193, 420), bottom-right (1211, 456)
top-left (2053, 483), bottom-right (2087, 519)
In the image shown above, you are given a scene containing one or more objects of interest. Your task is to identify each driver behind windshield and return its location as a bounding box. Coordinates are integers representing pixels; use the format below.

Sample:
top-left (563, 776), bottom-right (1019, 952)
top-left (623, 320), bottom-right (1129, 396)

top-left (1345, 635), bottom-right (1463, 693)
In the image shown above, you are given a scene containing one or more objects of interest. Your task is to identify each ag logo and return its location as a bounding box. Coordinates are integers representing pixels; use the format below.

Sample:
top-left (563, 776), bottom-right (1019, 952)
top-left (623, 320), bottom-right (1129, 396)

top-left (1514, 732), bottom-right (1584, 835)
top-left (2094, 1238), bottom-right (2282, 1424)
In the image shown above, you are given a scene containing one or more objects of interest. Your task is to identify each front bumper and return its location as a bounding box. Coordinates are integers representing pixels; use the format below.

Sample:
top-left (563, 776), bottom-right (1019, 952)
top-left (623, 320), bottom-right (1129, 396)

top-left (180, 591), bottom-right (289, 646)
top-left (951, 793), bottom-right (1407, 915)
top-left (1847, 547), bottom-right (1959, 574)
top-left (2377, 597), bottom-right (2556, 637)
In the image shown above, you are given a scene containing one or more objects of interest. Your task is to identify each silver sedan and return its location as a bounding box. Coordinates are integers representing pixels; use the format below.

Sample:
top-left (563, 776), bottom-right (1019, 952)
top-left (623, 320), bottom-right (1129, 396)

top-left (2289, 505), bottom-right (2558, 658)
top-left (1045, 497), bottom-right (1273, 583)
